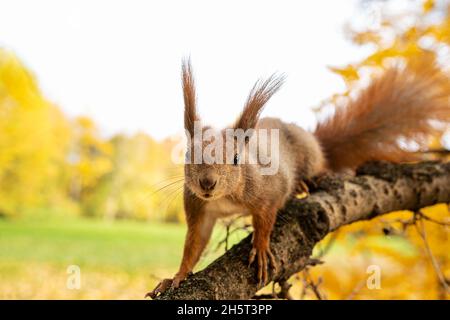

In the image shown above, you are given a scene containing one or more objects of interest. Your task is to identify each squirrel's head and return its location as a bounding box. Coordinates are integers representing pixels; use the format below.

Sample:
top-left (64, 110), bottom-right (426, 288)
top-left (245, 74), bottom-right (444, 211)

top-left (181, 59), bottom-right (284, 201)
top-left (184, 127), bottom-right (243, 201)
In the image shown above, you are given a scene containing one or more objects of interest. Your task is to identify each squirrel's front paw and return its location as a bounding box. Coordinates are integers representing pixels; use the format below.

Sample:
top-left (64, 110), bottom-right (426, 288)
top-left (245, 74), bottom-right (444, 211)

top-left (248, 246), bottom-right (278, 286)
top-left (145, 272), bottom-right (189, 299)
top-left (145, 278), bottom-right (173, 299)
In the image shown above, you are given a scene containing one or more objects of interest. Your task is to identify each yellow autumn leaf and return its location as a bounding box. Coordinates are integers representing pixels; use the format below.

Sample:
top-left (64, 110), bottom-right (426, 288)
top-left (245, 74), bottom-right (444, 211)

top-left (423, 0), bottom-right (435, 13)
top-left (328, 65), bottom-right (359, 83)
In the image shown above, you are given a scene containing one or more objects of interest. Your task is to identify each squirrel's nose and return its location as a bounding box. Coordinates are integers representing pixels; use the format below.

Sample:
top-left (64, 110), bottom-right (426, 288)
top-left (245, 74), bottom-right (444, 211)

top-left (199, 177), bottom-right (217, 192)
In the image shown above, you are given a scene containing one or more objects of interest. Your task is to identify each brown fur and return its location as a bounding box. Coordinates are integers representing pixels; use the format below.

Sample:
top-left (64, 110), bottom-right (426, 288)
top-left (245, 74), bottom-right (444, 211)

top-left (315, 65), bottom-right (450, 171)
top-left (234, 74), bottom-right (285, 131)
top-left (148, 62), bottom-right (450, 298)
top-left (182, 59), bottom-right (199, 136)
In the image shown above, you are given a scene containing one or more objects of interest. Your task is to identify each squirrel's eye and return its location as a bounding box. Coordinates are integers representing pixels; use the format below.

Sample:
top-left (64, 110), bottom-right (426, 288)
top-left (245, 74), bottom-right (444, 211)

top-left (233, 153), bottom-right (240, 166)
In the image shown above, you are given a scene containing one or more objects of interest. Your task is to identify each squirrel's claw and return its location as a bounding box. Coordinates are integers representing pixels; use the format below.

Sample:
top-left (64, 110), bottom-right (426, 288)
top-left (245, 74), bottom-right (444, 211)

top-left (298, 180), bottom-right (309, 194)
top-left (145, 278), bottom-right (173, 299)
top-left (295, 180), bottom-right (310, 199)
top-left (145, 272), bottom-right (189, 299)
top-left (248, 247), bottom-right (257, 267)
top-left (248, 247), bottom-right (278, 287)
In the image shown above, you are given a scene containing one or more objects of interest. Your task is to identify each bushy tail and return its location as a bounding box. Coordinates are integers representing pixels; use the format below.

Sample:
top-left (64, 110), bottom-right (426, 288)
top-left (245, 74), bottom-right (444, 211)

top-left (314, 64), bottom-right (450, 171)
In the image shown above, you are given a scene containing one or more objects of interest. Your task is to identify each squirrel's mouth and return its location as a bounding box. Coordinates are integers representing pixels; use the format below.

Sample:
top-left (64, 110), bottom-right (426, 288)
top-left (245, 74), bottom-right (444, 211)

top-left (199, 192), bottom-right (219, 201)
top-left (201, 193), bottom-right (215, 200)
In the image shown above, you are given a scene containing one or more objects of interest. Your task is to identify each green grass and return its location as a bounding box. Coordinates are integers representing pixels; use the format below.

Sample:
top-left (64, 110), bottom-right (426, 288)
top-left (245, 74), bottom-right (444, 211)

top-left (0, 218), bottom-right (186, 272)
top-left (0, 216), bottom-right (248, 299)
top-left (0, 217), bottom-right (188, 299)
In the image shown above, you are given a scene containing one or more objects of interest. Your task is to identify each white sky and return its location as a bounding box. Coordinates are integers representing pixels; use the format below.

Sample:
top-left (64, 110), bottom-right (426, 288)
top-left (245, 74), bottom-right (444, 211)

top-left (0, 0), bottom-right (374, 140)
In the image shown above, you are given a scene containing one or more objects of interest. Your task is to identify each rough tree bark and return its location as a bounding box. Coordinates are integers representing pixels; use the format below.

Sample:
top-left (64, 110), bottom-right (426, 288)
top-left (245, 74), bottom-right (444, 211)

top-left (156, 161), bottom-right (450, 300)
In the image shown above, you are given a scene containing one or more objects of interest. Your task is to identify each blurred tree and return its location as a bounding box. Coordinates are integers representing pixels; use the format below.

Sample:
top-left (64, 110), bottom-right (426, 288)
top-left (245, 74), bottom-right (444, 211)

top-left (0, 49), bottom-right (72, 217)
top-left (0, 49), bottom-right (185, 221)
top-left (87, 134), bottom-right (184, 221)
top-left (67, 116), bottom-right (113, 217)
top-left (329, 0), bottom-right (449, 85)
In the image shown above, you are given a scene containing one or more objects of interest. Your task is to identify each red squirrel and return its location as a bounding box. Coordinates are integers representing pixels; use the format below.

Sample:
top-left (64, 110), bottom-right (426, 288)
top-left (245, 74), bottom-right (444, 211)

top-left (148, 60), bottom-right (450, 298)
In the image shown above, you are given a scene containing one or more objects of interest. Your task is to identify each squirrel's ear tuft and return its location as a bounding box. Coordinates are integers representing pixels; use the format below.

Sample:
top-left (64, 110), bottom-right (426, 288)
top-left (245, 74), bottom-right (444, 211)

top-left (182, 58), bottom-right (199, 136)
top-left (234, 73), bottom-right (285, 131)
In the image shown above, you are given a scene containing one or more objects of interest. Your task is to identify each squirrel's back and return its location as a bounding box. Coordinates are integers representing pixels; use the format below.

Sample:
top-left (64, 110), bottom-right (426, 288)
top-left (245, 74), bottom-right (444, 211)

top-left (314, 64), bottom-right (450, 171)
top-left (257, 117), bottom-right (326, 181)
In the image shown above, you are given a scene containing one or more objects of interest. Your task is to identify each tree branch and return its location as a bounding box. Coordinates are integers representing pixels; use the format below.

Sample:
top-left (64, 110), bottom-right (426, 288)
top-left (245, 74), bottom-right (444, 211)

top-left (155, 161), bottom-right (450, 300)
